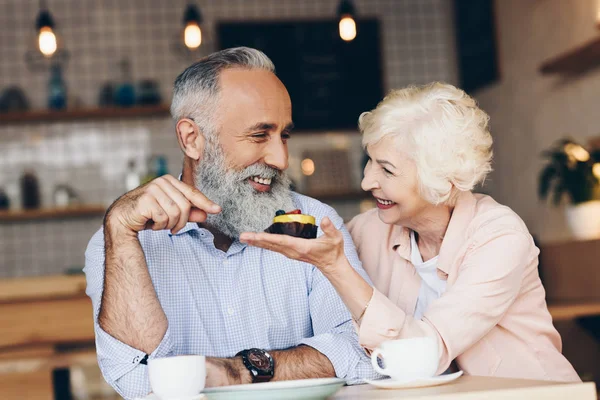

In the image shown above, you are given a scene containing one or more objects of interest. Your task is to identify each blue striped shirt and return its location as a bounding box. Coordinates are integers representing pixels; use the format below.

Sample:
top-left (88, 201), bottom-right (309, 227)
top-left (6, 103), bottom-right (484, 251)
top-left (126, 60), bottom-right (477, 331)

top-left (84, 192), bottom-right (378, 399)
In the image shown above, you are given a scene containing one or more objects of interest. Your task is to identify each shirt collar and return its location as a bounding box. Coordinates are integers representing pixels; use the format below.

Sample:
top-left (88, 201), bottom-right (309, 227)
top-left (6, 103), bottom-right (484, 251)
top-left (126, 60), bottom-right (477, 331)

top-left (168, 222), bottom-right (204, 236)
top-left (436, 191), bottom-right (477, 273)
top-left (391, 224), bottom-right (411, 260)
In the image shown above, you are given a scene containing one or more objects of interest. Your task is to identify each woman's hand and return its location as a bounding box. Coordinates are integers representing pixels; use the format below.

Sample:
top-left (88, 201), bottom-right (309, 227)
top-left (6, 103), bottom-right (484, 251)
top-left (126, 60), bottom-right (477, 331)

top-left (240, 217), bottom-right (345, 273)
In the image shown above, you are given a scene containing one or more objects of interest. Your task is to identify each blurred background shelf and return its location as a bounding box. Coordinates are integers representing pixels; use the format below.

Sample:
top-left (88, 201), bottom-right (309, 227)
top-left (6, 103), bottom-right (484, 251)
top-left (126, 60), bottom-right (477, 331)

top-left (0, 205), bottom-right (105, 222)
top-left (0, 104), bottom-right (171, 125)
top-left (548, 300), bottom-right (600, 321)
top-left (539, 36), bottom-right (600, 75)
top-left (305, 190), bottom-right (371, 202)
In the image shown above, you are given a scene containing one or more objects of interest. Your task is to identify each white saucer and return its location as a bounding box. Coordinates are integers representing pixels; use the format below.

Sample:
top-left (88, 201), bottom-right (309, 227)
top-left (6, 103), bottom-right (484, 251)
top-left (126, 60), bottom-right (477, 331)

top-left (139, 394), bottom-right (205, 400)
top-left (202, 377), bottom-right (345, 400)
top-left (364, 370), bottom-right (463, 389)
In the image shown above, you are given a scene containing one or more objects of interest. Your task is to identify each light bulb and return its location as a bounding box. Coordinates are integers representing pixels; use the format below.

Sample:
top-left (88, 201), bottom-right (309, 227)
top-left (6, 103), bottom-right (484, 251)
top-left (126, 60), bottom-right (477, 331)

top-left (564, 143), bottom-right (590, 162)
top-left (593, 163), bottom-right (600, 179)
top-left (184, 22), bottom-right (202, 49)
top-left (301, 158), bottom-right (315, 176)
top-left (38, 26), bottom-right (57, 57)
top-left (339, 16), bottom-right (357, 41)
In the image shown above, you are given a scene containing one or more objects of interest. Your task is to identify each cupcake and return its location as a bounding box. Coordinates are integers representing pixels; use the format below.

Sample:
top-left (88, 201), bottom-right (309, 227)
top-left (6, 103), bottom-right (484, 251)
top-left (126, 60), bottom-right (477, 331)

top-left (264, 209), bottom-right (318, 239)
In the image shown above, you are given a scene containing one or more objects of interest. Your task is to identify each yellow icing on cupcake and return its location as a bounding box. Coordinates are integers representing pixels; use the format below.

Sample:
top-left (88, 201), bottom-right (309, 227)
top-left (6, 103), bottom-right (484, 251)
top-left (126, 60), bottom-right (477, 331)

top-left (272, 214), bottom-right (316, 225)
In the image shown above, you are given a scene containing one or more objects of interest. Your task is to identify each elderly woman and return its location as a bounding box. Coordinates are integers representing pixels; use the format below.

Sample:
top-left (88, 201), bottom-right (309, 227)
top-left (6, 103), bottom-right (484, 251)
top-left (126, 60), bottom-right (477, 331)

top-left (240, 83), bottom-right (579, 381)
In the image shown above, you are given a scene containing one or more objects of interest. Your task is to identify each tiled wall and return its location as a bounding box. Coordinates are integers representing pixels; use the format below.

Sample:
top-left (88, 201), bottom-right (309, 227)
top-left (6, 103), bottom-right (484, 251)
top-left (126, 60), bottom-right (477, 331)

top-left (0, 0), bottom-right (457, 278)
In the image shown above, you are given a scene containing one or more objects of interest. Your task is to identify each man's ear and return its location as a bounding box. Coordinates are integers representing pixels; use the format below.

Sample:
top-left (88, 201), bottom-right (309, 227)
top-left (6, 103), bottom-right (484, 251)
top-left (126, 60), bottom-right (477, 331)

top-left (176, 118), bottom-right (205, 160)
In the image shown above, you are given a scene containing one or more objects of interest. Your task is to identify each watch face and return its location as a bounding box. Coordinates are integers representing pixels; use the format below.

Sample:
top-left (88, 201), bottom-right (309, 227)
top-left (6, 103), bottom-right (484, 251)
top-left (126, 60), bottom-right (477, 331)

top-left (248, 350), bottom-right (270, 370)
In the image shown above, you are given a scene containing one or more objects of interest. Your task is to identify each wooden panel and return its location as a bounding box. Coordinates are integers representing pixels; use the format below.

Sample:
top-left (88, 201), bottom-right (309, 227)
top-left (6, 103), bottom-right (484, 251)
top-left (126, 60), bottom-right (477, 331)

top-left (0, 296), bottom-right (94, 349)
top-left (539, 239), bottom-right (600, 301)
top-left (0, 275), bottom-right (88, 303)
top-left (0, 370), bottom-right (53, 400)
top-left (0, 205), bottom-right (105, 223)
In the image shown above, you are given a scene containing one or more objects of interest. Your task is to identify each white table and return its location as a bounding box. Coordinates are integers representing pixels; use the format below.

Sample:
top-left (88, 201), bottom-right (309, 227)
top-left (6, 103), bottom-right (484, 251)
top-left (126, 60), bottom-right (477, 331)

top-left (332, 376), bottom-right (597, 399)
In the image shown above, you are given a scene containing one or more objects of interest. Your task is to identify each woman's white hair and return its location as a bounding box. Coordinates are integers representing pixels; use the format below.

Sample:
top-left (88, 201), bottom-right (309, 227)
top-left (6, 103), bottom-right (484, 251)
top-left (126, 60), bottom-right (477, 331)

top-left (359, 82), bottom-right (493, 205)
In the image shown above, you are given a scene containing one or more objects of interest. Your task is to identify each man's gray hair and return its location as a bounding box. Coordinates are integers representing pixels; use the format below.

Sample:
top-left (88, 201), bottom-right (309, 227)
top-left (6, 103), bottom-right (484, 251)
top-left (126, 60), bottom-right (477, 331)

top-left (170, 47), bottom-right (275, 141)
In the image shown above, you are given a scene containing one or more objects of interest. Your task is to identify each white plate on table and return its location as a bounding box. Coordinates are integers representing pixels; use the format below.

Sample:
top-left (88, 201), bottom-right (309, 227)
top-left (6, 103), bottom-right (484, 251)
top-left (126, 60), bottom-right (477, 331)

top-left (139, 394), bottom-right (205, 400)
top-left (201, 377), bottom-right (345, 400)
top-left (364, 370), bottom-right (463, 390)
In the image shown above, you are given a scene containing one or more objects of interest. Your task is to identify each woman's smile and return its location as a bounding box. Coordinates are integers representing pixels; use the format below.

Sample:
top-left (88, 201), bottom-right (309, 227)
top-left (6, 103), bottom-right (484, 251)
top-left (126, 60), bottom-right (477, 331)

top-left (374, 196), bottom-right (397, 210)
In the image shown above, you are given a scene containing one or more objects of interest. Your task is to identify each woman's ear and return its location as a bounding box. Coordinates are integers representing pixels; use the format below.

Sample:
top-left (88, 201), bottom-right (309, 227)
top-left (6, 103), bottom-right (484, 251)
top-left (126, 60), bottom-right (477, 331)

top-left (176, 118), bottom-right (205, 160)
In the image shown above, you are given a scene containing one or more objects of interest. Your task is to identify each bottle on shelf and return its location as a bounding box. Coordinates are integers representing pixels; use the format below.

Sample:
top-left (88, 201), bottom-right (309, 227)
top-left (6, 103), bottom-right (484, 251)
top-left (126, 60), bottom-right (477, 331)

top-left (48, 63), bottom-right (67, 110)
top-left (114, 59), bottom-right (136, 107)
top-left (142, 155), bottom-right (168, 185)
top-left (20, 169), bottom-right (41, 209)
top-left (125, 159), bottom-right (141, 192)
top-left (0, 186), bottom-right (9, 210)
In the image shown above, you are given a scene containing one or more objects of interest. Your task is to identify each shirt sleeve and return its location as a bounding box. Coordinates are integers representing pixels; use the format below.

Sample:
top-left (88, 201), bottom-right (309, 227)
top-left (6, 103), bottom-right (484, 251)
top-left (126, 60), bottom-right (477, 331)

top-left (83, 227), bottom-right (176, 400)
top-left (298, 210), bottom-right (382, 383)
top-left (358, 228), bottom-right (529, 374)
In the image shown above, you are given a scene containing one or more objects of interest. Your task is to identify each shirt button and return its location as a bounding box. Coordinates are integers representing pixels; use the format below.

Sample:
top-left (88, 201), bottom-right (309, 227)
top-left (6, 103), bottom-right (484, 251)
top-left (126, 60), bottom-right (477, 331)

top-left (133, 356), bottom-right (140, 364)
top-left (223, 259), bottom-right (229, 266)
top-left (227, 307), bottom-right (235, 316)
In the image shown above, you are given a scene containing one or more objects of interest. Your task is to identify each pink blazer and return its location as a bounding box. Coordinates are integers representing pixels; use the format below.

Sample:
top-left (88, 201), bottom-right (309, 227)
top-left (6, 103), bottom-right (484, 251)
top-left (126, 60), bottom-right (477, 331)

top-left (347, 191), bottom-right (580, 382)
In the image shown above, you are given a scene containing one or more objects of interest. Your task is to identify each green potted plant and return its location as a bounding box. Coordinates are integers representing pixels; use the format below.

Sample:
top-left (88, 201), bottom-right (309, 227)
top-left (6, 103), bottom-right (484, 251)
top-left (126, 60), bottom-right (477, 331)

top-left (539, 139), bottom-right (600, 239)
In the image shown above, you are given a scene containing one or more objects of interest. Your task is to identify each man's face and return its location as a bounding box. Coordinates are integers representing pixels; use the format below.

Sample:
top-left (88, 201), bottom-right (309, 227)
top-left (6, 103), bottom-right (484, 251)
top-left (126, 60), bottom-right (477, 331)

top-left (217, 68), bottom-right (293, 185)
top-left (193, 69), bottom-right (295, 238)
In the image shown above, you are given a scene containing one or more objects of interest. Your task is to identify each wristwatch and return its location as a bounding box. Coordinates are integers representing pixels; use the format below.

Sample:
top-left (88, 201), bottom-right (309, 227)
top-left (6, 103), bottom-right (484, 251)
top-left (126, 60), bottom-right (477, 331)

top-left (235, 348), bottom-right (275, 383)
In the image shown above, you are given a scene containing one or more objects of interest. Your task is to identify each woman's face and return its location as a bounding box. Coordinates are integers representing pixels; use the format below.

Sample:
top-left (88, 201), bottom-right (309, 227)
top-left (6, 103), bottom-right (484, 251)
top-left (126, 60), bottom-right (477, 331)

top-left (361, 137), bottom-right (431, 226)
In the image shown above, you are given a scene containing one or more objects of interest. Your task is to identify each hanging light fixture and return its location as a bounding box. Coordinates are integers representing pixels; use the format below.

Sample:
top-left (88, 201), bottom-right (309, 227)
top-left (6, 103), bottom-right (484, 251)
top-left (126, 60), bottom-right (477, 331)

top-left (36, 0), bottom-right (58, 57)
top-left (183, 3), bottom-right (203, 50)
top-left (25, 0), bottom-right (68, 71)
top-left (337, 0), bottom-right (357, 42)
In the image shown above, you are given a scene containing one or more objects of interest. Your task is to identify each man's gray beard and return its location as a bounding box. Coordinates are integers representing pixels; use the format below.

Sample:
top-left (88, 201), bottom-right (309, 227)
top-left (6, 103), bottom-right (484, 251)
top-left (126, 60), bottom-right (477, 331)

top-left (194, 142), bottom-right (295, 239)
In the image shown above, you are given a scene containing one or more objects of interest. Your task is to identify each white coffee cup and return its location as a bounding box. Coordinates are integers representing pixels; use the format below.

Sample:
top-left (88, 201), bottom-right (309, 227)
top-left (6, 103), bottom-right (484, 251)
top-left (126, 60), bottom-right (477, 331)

top-left (371, 337), bottom-right (438, 382)
top-left (148, 355), bottom-right (206, 400)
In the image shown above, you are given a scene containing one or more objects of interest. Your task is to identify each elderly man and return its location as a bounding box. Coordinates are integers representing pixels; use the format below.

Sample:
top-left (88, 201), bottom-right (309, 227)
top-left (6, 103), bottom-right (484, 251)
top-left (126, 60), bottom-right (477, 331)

top-left (84, 47), bottom-right (377, 399)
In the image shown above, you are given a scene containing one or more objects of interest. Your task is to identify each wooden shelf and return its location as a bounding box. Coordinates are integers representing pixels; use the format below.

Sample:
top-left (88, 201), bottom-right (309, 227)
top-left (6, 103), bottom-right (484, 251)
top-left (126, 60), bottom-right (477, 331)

top-left (0, 275), bottom-right (87, 304)
top-left (0, 104), bottom-right (171, 125)
top-left (304, 190), bottom-right (372, 202)
top-left (539, 35), bottom-right (600, 75)
top-left (0, 205), bottom-right (105, 222)
top-left (548, 300), bottom-right (600, 321)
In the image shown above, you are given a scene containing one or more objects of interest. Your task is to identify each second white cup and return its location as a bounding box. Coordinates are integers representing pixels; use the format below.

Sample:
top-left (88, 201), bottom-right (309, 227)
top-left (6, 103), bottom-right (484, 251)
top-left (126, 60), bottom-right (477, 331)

top-left (370, 337), bottom-right (439, 382)
top-left (148, 355), bottom-right (206, 400)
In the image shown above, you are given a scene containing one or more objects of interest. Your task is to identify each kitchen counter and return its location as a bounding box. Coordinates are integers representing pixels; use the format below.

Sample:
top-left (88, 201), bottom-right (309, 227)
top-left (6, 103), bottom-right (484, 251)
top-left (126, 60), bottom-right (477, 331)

top-left (0, 274), bottom-right (96, 400)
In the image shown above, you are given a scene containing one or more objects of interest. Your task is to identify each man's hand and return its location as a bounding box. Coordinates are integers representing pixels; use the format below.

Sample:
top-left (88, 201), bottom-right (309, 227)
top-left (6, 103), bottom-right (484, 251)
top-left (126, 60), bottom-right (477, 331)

top-left (205, 357), bottom-right (252, 388)
top-left (105, 174), bottom-right (221, 236)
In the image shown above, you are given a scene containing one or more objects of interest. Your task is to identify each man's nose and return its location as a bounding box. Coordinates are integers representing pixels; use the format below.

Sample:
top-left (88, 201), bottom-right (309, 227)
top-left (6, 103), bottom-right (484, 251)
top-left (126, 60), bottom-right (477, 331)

top-left (263, 139), bottom-right (289, 171)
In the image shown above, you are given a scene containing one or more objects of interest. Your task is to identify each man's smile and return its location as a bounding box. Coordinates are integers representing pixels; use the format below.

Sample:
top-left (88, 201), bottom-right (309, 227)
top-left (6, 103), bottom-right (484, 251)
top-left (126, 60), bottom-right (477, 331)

top-left (248, 175), bottom-right (272, 192)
